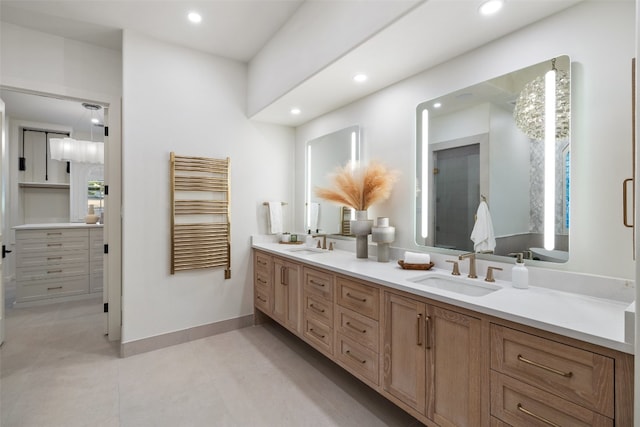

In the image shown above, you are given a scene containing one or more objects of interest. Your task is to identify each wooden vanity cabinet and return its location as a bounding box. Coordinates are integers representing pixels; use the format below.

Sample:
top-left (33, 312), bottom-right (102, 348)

top-left (381, 291), bottom-right (482, 426)
top-left (272, 257), bottom-right (302, 334)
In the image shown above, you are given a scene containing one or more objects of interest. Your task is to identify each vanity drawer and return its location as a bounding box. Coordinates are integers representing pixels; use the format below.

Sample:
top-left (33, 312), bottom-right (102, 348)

top-left (255, 270), bottom-right (271, 291)
top-left (17, 262), bottom-right (89, 282)
top-left (491, 324), bottom-right (614, 418)
top-left (16, 228), bottom-right (89, 241)
top-left (303, 317), bottom-right (333, 355)
top-left (17, 237), bottom-right (89, 254)
top-left (491, 371), bottom-right (612, 427)
top-left (335, 305), bottom-right (379, 352)
top-left (336, 276), bottom-right (379, 320)
top-left (335, 333), bottom-right (379, 385)
top-left (16, 276), bottom-right (89, 302)
top-left (16, 250), bottom-right (88, 268)
top-left (304, 292), bottom-right (333, 325)
top-left (303, 267), bottom-right (333, 301)
top-left (254, 251), bottom-right (272, 274)
top-left (255, 287), bottom-right (271, 313)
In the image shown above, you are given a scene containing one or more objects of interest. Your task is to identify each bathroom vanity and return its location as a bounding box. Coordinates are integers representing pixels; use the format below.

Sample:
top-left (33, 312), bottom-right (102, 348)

top-left (14, 223), bottom-right (103, 304)
top-left (252, 242), bottom-right (633, 427)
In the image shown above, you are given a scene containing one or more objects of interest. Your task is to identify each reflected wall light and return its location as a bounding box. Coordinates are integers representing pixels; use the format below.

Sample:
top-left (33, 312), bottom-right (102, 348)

top-left (421, 108), bottom-right (429, 238)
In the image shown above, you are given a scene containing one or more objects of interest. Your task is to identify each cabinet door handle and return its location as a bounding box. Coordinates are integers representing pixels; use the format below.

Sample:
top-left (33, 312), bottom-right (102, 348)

top-left (309, 303), bottom-right (325, 313)
top-left (346, 292), bottom-right (366, 302)
top-left (280, 266), bottom-right (288, 286)
top-left (517, 403), bottom-right (560, 427)
top-left (425, 315), bottom-right (432, 349)
top-left (623, 178), bottom-right (634, 228)
top-left (309, 279), bottom-right (325, 287)
top-left (345, 350), bottom-right (366, 364)
top-left (345, 321), bottom-right (366, 334)
top-left (517, 354), bottom-right (573, 378)
top-left (416, 313), bottom-right (423, 346)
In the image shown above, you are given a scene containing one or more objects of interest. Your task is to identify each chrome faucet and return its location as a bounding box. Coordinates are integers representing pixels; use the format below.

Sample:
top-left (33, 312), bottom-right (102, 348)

top-left (458, 252), bottom-right (477, 278)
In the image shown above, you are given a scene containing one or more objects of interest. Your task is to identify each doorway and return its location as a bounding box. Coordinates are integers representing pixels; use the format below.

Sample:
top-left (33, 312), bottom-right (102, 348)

top-left (433, 143), bottom-right (480, 252)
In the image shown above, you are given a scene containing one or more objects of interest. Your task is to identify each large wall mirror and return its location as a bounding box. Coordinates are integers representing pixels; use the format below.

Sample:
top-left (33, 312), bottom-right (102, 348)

top-left (306, 125), bottom-right (360, 235)
top-left (416, 56), bottom-right (570, 263)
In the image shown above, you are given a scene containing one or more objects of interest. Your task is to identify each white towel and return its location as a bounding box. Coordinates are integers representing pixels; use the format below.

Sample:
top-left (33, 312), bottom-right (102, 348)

top-left (267, 202), bottom-right (283, 234)
top-left (404, 251), bottom-right (431, 264)
top-left (470, 201), bottom-right (496, 253)
top-left (309, 202), bottom-right (319, 232)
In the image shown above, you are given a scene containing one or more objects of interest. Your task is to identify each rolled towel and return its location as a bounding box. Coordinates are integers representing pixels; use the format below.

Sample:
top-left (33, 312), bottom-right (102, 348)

top-left (404, 251), bottom-right (431, 265)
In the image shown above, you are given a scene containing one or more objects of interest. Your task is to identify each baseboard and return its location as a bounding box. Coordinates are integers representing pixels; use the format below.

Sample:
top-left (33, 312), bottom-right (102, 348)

top-left (120, 314), bottom-right (255, 358)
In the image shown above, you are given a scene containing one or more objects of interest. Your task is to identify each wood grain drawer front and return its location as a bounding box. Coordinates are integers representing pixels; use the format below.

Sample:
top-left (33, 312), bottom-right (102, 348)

top-left (304, 267), bottom-right (333, 301)
top-left (17, 237), bottom-right (89, 254)
top-left (304, 293), bottom-right (333, 325)
top-left (255, 252), bottom-right (272, 274)
top-left (17, 263), bottom-right (89, 282)
top-left (335, 305), bottom-right (379, 352)
top-left (255, 287), bottom-right (271, 312)
top-left (16, 228), bottom-right (89, 241)
top-left (16, 277), bottom-right (89, 302)
top-left (336, 277), bottom-right (379, 320)
top-left (255, 270), bottom-right (271, 290)
top-left (16, 250), bottom-right (88, 268)
top-left (491, 372), bottom-right (613, 427)
top-left (336, 334), bottom-right (379, 385)
top-left (304, 317), bottom-right (333, 354)
top-left (491, 324), bottom-right (614, 418)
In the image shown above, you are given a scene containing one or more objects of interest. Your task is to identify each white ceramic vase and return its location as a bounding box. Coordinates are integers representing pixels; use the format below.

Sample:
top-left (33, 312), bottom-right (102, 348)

top-left (371, 217), bottom-right (395, 262)
top-left (350, 210), bottom-right (373, 259)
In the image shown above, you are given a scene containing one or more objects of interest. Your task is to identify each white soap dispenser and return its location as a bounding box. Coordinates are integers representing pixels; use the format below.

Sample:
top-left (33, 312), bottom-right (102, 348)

top-left (509, 252), bottom-right (529, 289)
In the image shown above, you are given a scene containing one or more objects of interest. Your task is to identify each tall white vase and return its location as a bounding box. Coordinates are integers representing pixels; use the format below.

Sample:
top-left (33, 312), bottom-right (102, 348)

top-left (350, 210), bottom-right (373, 259)
top-left (372, 217), bottom-right (395, 262)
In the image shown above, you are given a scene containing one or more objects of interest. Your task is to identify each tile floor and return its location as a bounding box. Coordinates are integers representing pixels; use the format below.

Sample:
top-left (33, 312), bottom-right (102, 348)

top-left (1, 298), bottom-right (422, 427)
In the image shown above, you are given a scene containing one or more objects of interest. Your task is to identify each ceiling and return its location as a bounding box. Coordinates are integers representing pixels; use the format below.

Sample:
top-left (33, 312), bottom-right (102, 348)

top-left (0, 0), bottom-right (584, 129)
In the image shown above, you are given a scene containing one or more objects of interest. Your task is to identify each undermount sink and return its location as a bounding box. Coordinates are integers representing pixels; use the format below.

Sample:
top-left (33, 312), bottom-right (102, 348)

top-left (408, 274), bottom-right (500, 297)
top-left (287, 246), bottom-right (326, 255)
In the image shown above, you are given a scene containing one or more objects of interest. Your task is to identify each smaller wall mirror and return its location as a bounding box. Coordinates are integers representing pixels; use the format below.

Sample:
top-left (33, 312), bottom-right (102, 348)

top-left (306, 125), bottom-right (360, 235)
top-left (416, 56), bottom-right (570, 263)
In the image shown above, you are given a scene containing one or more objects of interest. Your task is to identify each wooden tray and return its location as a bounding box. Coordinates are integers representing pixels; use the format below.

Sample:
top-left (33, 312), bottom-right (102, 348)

top-left (279, 240), bottom-right (304, 245)
top-left (398, 260), bottom-right (434, 270)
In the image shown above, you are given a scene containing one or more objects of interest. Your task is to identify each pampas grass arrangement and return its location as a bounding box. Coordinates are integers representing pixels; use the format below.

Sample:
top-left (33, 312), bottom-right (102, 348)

top-left (315, 160), bottom-right (399, 211)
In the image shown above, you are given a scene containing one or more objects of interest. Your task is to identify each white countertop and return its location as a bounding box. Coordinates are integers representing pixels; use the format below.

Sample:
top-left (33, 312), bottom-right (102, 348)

top-left (253, 241), bottom-right (634, 355)
top-left (14, 223), bottom-right (103, 229)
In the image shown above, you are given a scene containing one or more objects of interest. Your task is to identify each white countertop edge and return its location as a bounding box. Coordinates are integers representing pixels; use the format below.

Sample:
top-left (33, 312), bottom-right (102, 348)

top-left (14, 223), bottom-right (104, 229)
top-left (252, 241), bottom-right (633, 355)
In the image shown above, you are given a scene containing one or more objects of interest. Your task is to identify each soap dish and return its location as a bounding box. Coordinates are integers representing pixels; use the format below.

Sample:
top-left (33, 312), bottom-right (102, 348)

top-left (398, 260), bottom-right (434, 270)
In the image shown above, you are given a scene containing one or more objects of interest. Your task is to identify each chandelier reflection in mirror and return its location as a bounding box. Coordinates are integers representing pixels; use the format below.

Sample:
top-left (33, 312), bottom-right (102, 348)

top-left (514, 57), bottom-right (570, 251)
top-left (513, 58), bottom-right (570, 141)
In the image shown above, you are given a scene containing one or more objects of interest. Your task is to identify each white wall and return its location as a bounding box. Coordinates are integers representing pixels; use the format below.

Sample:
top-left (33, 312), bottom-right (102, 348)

top-left (295, 1), bottom-right (636, 279)
top-left (121, 31), bottom-right (294, 343)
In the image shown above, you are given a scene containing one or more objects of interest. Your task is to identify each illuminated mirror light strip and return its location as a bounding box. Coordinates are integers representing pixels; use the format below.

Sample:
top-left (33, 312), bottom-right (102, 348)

top-left (421, 108), bottom-right (429, 238)
top-left (350, 131), bottom-right (357, 220)
top-left (307, 145), bottom-right (312, 230)
top-left (544, 69), bottom-right (556, 250)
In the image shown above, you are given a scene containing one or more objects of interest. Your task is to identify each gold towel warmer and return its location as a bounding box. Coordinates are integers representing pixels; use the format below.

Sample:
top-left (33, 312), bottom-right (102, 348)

top-left (170, 153), bottom-right (231, 278)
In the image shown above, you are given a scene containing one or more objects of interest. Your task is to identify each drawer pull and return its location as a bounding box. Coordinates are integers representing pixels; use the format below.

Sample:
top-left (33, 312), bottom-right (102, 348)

top-left (257, 277), bottom-right (267, 284)
top-left (47, 286), bottom-right (63, 290)
top-left (346, 292), bottom-right (366, 302)
top-left (309, 328), bottom-right (326, 339)
top-left (47, 232), bottom-right (63, 236)
top-left (517, 403), bottom-right (560, 427)
top-left (417, 313), bottom-right (423, 346)
top-left (257, 260), bottom-right (267, 266)
top-left (517, 354), bottom-right (573, 378)
top-left (309, 303), bottom-right (325, 313)
top-left (47, 243), bottom-right (62, 247)
top-left (47, 257), bottom-right (63, 260)
top-left (345, 321), bottom-right (366, 334)
top-left (309, 279), bottom-right (325, 287)
top-left (47, 270), bottom-right (63, 274)
top-left (256, 295), bottom-right (267, 303)
top-left (345, 350), bottom-right (366, 364)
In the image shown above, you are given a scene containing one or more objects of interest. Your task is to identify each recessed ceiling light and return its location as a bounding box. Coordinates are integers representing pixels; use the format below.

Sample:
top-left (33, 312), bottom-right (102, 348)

top-left (188, 12), bottom-right (202, 23)
top-left (433, 102), bottom-right (442, 108)
top-left (290, 108), bottom-right (301, 115)
top-left (353, 73), bottom-right (368, 83)
top-left (479, 0), bottom-right (504, 16)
